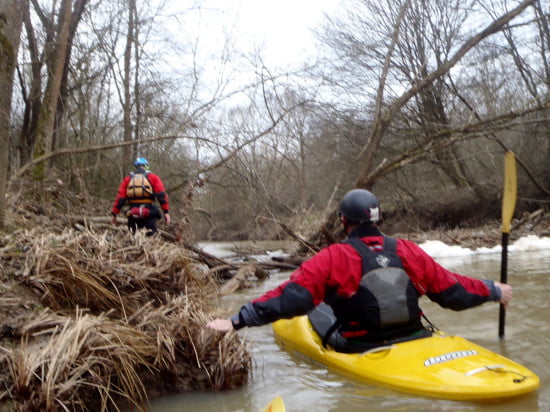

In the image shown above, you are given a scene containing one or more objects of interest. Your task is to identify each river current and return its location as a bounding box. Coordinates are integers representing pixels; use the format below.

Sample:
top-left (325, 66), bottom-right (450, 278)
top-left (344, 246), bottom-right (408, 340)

top-left (151, 238), bottom-right (550, 412)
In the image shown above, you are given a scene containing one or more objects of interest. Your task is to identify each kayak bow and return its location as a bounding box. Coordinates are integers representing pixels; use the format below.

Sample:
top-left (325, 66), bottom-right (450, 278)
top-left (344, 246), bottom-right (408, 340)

top-left (272, 313), bottom-right (539, 401)
top-left (260, 395), bottom-right (285, 412)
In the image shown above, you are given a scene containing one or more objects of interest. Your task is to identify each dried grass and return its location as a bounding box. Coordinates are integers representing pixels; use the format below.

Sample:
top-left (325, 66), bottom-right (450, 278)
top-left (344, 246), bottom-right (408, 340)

top-left (0, 226), bottom-right (252, 411)
top-left (9, 309), bottom-right (155, 411)
top-left (16, 228), bottom-right (215, 315)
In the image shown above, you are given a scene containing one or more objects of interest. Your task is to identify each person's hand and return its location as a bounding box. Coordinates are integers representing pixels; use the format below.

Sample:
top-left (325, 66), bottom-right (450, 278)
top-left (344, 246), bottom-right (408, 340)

top-left (111, 215), bottom-right (117, 225)
top-left (207, 318), bottom-right (233, 332)
top-left (495, 282), bottom-right (512, 308)
top-left (164, 213), bottom-right (171, 225)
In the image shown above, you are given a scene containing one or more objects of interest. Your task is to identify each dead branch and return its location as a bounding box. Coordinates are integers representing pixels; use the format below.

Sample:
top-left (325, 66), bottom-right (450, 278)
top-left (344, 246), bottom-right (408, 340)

top-left (278, 221), bottom-right (319, 254)
top-left (512, 209), bottom-right (546, 231)
top-left (218, 265), bottom-right (271, 295)
top-left (68, 216), bottom-right (298, 282)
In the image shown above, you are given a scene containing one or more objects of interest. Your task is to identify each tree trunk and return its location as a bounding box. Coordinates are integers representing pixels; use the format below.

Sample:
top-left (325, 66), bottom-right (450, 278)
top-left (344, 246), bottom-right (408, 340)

top-left (53, 0), bottom-right (88, 153)
top-left (0, 0), bottom-right (23, 229)
top-left (122, 0), bottom-right (136, 167)
top-left (18, 2), bottom-right (42, 167)
top-left (31, 0), bottom-right (73, 181)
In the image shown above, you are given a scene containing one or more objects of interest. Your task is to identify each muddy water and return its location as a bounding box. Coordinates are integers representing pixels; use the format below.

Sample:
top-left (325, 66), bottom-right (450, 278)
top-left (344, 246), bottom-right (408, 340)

top-left (151, 244), bottom-right (550, 412)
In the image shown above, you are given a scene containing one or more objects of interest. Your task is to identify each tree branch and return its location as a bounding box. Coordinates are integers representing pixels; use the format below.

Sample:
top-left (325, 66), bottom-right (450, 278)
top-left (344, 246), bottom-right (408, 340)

top-left (355, 0), bottom-right (535, 188)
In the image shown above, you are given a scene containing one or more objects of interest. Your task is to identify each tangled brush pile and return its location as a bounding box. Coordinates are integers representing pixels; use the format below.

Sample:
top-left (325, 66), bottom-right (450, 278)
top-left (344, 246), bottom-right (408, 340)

top-left (0, 228), bottom-right (251, 411)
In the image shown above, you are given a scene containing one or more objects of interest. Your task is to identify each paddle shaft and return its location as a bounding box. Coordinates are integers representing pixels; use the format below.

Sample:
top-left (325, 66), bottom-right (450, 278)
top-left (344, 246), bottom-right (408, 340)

top-left (499, 151), bottom-right (517, 339)
top-left (498, 232), bottom-right (509, 338)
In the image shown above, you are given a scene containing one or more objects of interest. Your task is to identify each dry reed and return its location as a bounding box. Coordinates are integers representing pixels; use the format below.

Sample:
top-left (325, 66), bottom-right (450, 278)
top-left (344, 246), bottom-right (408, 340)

top-left (9, 308), bottom-right (155, 411)
top-left (0, 226), bottom-right (252, 411)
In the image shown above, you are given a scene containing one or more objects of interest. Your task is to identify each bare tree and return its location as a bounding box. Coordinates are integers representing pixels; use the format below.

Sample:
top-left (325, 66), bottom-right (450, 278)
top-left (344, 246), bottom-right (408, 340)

top-left (297, 0), bottom-right (538, 245)
top-left (16, 0), bottom-right (89, 181)
top-left (0, 0), bottom-right (23, 228)
top-left (347, 0), bottom-right (534, 188)
top-left (122, 0), bottom-right (136, 166)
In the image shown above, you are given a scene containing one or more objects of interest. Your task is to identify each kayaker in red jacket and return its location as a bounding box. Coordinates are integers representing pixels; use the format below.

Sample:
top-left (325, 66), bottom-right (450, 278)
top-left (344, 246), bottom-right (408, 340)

top-left (111, 157), bottom-right (170, 236)
top-left (207, 189), bottom-right (512, 349)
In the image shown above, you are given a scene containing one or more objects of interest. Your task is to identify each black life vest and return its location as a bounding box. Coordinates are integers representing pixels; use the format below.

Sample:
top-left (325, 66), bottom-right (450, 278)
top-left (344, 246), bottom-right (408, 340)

top-left (329, 236), bottom-right (423, 342)
top-left (126, 171), bottom-right (154, 203)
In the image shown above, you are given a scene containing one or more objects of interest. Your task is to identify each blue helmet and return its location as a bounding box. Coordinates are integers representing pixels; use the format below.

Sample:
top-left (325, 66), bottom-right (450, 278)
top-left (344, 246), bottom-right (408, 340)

top-left (134, 157), bottom-right (149, 167)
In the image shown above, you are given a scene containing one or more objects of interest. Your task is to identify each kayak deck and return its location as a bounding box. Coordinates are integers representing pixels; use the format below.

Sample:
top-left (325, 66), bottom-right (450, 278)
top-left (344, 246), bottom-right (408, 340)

top-left (272, 315), bottom-right (539, 401)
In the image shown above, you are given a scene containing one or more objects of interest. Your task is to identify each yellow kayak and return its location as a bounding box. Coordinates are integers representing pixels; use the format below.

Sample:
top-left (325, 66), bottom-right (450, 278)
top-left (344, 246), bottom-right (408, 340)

top-left (272, 313), bottom-right (539, 401)
top-left (260, 396), bottom-right (285, 412)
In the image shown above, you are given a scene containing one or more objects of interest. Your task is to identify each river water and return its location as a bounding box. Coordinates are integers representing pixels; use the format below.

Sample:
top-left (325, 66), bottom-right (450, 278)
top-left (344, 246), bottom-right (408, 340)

top-left (150, 238), bottom-right (550, 412)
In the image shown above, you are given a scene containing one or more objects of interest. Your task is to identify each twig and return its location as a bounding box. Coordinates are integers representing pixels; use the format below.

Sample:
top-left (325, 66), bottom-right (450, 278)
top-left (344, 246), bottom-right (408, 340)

top-left (511, 209), bottom-right (545, 231)
top-left (278, 222), bottom-right (319, 254)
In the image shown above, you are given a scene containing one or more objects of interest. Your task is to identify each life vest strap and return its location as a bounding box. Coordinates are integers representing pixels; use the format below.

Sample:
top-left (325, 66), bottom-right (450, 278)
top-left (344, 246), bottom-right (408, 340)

top-left (128, 199), bottom-right (154, 204)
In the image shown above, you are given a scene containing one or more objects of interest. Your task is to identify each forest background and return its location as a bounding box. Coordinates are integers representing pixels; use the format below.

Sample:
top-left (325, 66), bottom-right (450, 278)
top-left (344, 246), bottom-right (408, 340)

top-left (1, 0), bottom-right (549, 244)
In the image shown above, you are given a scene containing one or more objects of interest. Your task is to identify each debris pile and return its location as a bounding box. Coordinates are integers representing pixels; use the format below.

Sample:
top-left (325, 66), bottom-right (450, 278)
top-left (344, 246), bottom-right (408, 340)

top-left (0, 226), bottom-right (251, 411)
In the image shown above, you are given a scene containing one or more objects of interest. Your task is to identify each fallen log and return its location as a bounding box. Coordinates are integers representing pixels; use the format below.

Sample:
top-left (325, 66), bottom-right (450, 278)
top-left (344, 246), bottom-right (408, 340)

top-left (208, 260), bottom-right (296, 279)
top-left (219, 265), bottom-right (271, 295)
top-left (512, 209), bottom-right (545, 231)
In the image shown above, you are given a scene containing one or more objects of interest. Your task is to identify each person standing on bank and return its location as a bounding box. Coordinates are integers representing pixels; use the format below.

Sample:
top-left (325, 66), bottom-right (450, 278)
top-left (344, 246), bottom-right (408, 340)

top-left (111, 157), bottom-right (171, 236)
top-left (207, 189), bottom-right (512, 351)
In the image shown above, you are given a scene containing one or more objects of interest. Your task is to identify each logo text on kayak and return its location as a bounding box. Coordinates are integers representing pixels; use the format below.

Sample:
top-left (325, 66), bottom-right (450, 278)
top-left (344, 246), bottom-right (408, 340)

top-left (424, 350), bottom-right (477, 367)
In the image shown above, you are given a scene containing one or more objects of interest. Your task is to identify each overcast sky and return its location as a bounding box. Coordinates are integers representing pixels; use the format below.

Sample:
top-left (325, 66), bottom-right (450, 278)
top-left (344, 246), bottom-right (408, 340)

top-left (227, 0), bottom-right (339, 64)
top-left (166, 0), bottom-right (340, 69)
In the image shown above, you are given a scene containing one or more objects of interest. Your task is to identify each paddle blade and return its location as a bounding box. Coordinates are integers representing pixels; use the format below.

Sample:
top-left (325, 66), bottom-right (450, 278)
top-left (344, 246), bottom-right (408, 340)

top-left (501, 151), bottom-right (517, 234)
top-left (260, 396), bottom-right (286, 412)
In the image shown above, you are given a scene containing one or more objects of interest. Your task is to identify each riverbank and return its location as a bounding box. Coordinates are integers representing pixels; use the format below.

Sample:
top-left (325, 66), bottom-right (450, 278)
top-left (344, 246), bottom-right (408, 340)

top-left (0, 186), bottom-right (548, 411)
top-left (391, 211), bottom-right (550, 251)
top-left (0, 226), bottom-right (251, 411)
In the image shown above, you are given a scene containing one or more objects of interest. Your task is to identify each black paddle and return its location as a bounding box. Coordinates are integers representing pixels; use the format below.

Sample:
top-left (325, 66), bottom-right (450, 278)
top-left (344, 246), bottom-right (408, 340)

top-left (499, 151), bottom-right (517, 339)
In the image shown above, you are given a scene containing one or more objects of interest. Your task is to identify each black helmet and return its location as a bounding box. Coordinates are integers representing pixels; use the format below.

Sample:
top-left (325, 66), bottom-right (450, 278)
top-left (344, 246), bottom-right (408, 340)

top-left (339, 189), bottom-right (380, 224)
